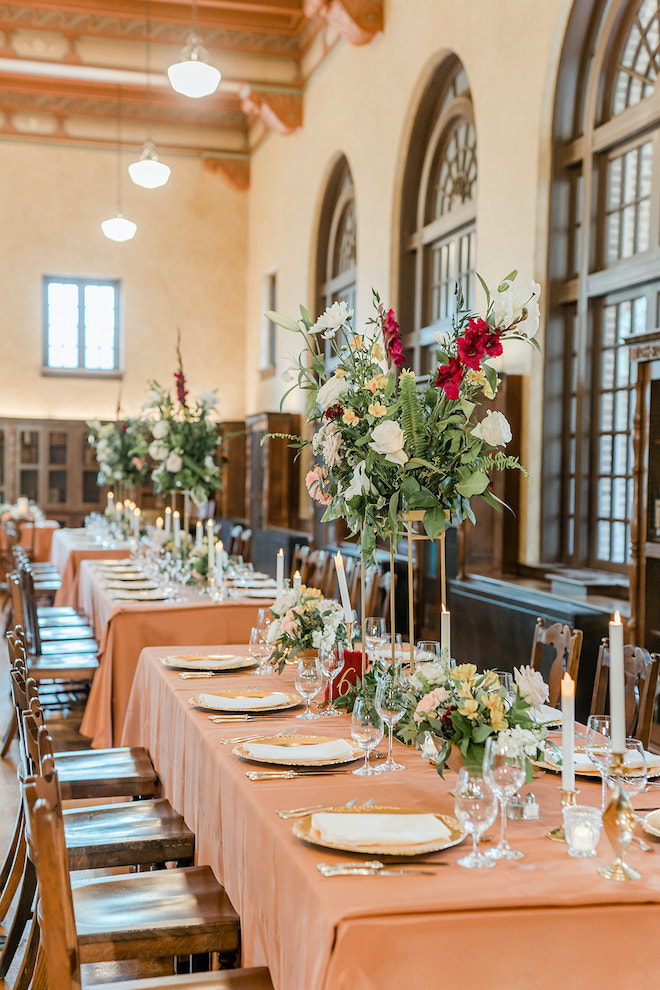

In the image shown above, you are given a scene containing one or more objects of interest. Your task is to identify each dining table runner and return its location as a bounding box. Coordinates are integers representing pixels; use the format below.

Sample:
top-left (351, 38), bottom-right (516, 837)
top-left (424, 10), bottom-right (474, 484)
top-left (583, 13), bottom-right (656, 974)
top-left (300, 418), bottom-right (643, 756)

top-left (79, 563), bottom-right (270, 748)
top-left (121, 645), bottom-right (660, 990)
top-left (49, 527), bottom-right (131, 607)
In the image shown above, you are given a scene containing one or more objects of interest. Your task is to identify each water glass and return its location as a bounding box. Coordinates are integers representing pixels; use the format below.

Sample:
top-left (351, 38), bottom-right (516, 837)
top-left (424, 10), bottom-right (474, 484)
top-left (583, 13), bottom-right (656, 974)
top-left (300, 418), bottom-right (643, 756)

top-left (414, 641), bottom-right (441, 669)
top-left (585, 715), bottom-right (611, 812)
top-left (605, 737), bottom-right (648, 804)
top-left (483, 734), bottom-right (525, 860)
top-left (295, 654), bottom-right (323, 719)
top-left (375, 669), bottom-right (407, 772)
top-left (364, 617), bottom-right (387, 665)
top-left (249, 626), bottom-right (272, 677)
top-left (319, 646), bottom-right (345, 716)
top-left (562, 806), bottom-right (602, 857)
top-left (351, 696), bottom-right (384, 775)
top-left (454, 769), bottom-right (498, 868)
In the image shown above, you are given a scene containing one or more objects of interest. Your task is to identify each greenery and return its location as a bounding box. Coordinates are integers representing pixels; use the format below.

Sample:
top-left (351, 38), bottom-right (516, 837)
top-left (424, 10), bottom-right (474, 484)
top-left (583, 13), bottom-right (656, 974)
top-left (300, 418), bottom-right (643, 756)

top-left (266, 585), bottom-right (348, 674)
top-left (86, 418), bottom-right (149, 489)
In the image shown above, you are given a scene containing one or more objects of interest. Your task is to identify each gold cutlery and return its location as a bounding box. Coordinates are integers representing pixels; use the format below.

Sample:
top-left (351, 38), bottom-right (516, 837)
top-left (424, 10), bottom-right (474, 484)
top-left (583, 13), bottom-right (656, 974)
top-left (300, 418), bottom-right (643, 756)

top-left (277, 797), bottom-right (372, 819)
top-left (317, 858), bottom-right (447, 873)
top-left (207, 714), bottom-right (253, 722)
top-left (247, 769), bottom-right (351, 780)
top-left (318, 865), bottom-right (435, 877)
top-left (219, 728), bottom-right (297, 746)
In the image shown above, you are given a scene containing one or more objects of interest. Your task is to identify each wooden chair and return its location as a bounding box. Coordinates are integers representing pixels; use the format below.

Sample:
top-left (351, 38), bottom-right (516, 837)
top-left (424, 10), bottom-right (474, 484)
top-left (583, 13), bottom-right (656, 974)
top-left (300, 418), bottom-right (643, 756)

top-left (239, 528), bottom-right (252, 564)
top-left (363, 568), bottom-right (396, 625)
top-left (26, 771), bottom-right (273, 990)
top-left (21, 762), bottom-right (243, 985)
top-left (529, 617), bottom-right (583, 707)
top-left (308, 549), bottom-right (332, 597)
top-left (290, 544), bottom-right (309, 583)
top-left (590, 640), bottom-right (660, 749)
top-left (16, 568), bottom-right (98, 656)
top-left (228, 524), bottom-right (243, 557)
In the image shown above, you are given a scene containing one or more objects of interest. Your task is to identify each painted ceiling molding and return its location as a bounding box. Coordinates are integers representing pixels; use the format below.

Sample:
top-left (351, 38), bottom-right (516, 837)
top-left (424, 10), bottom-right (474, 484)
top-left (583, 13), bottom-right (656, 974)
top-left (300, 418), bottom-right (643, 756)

top-left (303, 0), bottom-right (383, 45)
top-left (241, 89), bottom-right (303, 136)
top-left (202, 154), bottom-right (250, 191)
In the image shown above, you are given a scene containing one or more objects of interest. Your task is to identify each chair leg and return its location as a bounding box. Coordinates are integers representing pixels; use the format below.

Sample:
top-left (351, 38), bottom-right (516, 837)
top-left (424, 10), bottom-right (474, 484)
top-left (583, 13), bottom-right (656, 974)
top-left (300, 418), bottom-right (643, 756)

top-left (28, 943), bottom-right (48, 990)
top-left (12, 910), bottom-right (40, 990)
top-left (0, 711), bottom-right (17, 758)
top-left (0, 857), bottom-right (36, 977)
top-left (0, 805), bottom-right (26, 921)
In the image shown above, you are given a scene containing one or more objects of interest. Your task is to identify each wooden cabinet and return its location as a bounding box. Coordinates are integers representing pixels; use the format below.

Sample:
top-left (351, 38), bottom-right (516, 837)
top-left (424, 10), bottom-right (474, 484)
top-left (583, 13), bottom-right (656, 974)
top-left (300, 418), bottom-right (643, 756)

top-left (245, 412), bottom-right (300, 531)
top-left (218, 421), bottom-right (247, 521)
top-left (0, 418), bottom-right (104, 526)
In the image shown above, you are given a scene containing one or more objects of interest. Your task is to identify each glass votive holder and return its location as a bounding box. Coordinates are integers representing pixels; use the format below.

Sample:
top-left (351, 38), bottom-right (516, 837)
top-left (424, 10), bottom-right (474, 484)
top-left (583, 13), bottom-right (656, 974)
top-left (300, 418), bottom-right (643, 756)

top-left (562, 805), bottom-right (602, 857)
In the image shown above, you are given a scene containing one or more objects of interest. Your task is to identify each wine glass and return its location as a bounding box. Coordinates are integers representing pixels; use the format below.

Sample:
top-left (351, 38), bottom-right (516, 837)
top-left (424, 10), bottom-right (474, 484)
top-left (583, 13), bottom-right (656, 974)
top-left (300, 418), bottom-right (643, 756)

top-left (585, 715), bottom-right (611, 812)
top-left (492, 670), bottom-right (514, 708)
top-left (375, 669), bottom-right (407, 772)
top-left (605, 738), bottom-right (648, 815)
top-left (295, 653), bottom-right (323, 719)
top-left (249, 626), bottom-right (272, 677)
top-left (351, 696), bottom-right (384, 775)
top-left (319, 645), bottom-right (345, 716)
top-left (414, 641), bottom-right (441, 669)
top-left (453, 769), bottom-right (498, 869)
top-left (483, 734), bottom-right (525, 860)
top-left (364, 617), bottom-right (386, 665)
top-left (256, 607), bottom-right (272, 645)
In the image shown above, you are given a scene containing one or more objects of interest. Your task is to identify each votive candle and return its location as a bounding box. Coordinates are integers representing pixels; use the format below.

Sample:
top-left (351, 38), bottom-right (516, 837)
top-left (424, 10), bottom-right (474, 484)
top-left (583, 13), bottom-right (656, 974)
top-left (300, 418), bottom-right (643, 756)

top-left (334, 551), bottom-right (352, 622)
top-left (276, 548), bottom-right (284, 597)
top-left (609, 611), bottom-right (626, 754)
top-left (561, 672), bottom-right (575, 791)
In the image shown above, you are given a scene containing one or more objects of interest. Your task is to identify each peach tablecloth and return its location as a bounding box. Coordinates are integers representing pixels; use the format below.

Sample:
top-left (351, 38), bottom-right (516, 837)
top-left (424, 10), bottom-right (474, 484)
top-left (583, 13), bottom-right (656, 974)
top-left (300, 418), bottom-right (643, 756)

top-left (122, 646), bottom-right (660, 990)
top-left (1, 518), bottom-right (59, 562)
top-left (50, 528), bottom-right (130, 607)
top-left (79, 564), bottom-right (269, 748)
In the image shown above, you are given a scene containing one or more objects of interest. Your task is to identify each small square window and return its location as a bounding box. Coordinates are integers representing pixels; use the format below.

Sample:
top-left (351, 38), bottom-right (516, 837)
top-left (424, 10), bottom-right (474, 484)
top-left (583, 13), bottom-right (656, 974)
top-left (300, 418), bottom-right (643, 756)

top-left (43, 276), bottom-right (121, 375)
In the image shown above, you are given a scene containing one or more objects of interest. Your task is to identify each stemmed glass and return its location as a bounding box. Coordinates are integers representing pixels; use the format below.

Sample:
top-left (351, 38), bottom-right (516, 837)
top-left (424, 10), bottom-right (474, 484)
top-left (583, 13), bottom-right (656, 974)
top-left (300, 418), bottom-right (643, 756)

top-left (605, 737), bottom-right (648, 817)
top-left (414, 641), bottom-right (441, 668)
top-left (585, 715), bottom-right (611, 812)
top-left (319, 645), bottom-right (345, 716)
top-left (364, 617), bottom-right (386, 665)
top-left (375, 668), bottom-right (407, 772)
top-left (295, 653), bottom-right (323, 719)
top-left (256, 608), bottom-right (272, 647)
top-left (350, 696), bottom-right (384, 775)
top-left (492, 671), bottom-right (515, 709)
top-left (454, 769), bottom-right (498, 869)
top-left (483, 734), bottom-right (525, 860)
top-left (249, 626), bottom-right (272, 677)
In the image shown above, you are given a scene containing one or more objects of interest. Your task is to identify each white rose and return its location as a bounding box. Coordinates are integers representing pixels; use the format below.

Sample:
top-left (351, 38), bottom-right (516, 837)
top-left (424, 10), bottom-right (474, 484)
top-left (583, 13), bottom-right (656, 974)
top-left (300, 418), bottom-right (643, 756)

top-left (472, 410), bottom-right (512, 447)
top-left (198, 390), bottom-right (219, 409)
top-left (165, 451), bottom-right (183, 473)
top-left (316, 374), bottom-right (349, 410)
top-left (152, 419), bottom-right (169, 439)
top-left (343, 461), bottom-right (372, 501)
top-left (369, 420), bottom-right (408, 465)
top-left (148, 441), bottom-right (168, 461)
top-left (513, 666), bottom-right (549, 709)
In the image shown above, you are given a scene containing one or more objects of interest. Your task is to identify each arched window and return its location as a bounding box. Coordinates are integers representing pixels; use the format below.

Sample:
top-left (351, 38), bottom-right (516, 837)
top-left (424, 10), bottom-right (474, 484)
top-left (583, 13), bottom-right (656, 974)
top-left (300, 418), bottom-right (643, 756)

top-left (315, 156), bottom-right (356, 349)
top-left (544, 0), bottom-right (660, 572)
top-left (399, 56), bottom-right (477, 377)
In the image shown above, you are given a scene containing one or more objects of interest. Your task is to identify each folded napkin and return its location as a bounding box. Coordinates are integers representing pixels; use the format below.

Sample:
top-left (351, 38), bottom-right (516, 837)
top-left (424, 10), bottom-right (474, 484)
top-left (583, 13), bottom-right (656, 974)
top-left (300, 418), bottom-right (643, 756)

top-left (105, 581), bottom-right (156, 591)
top-left (243, 589), bottom-right (276, 599)
top-left (545, 748), bottom-right (660, 773)
top-left (243, 738), bottom-right (354, 763)
top-left (311, 812), bottom-right (451, 846)
top-left (198, 692), bottom-right (290, 710)
top-left (167, 655), bottom-right (242, 670)
top-left (530, 705), bottom-right (562, 724)
top-left (239, 579), bottom-right (277, 589)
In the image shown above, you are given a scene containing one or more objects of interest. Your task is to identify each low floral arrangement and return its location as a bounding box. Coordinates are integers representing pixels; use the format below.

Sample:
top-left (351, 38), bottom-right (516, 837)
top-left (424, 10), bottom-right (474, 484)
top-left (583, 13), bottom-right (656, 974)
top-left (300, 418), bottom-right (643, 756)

top-left (266, 585), bottom-right (348, 673)
top-left (399, 663), bottom-right (548, 779)
top-left (86, 418), bottom-right (148, 489)
top-left (0, 501), bottom-right (44, 523)
top-left (138, 336), bottom-right (223, 507)
top-left (267, 272), bottom-right (540, 558)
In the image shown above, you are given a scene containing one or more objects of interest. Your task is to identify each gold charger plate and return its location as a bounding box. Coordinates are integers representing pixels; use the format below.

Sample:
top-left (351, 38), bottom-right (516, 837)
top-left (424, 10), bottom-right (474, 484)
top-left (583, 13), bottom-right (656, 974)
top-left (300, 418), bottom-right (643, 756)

top-left (232, 734), bottom-right (362, 766)
top-left (642, 811), bottom-right (660, 838)
top-left (161, 655), bottom-right (257, 672)
top-left (535, 755), bottom-right (660, 779)
top-left (293, 805), bottom-right (465, 856)
top-left (188, 689), bottom-right (301, 713)
top-left (112, 589), bottom-right (170, 601)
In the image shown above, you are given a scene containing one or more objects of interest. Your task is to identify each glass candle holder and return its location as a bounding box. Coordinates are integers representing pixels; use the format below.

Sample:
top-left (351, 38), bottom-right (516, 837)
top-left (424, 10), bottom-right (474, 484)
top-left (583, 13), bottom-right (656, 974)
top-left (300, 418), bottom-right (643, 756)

top-left (562, 805), bottom-right (602, 857)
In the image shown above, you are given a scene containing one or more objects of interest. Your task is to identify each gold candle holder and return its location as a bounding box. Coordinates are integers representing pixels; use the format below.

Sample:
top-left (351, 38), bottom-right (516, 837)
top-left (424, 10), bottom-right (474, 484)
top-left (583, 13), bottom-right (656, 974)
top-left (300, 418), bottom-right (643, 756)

top-left (598, 751), bottom-right (640, 882)
top-left (546, 787), bottom-right (578, 842)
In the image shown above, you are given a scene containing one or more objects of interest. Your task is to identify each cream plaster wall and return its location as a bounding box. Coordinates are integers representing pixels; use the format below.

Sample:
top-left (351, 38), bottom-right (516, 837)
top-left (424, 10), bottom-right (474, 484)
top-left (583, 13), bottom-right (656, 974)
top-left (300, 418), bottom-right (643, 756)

top-left (0, 141), bottom-right (247, 422)
top-left (245, 0), bottom-right (574, 563)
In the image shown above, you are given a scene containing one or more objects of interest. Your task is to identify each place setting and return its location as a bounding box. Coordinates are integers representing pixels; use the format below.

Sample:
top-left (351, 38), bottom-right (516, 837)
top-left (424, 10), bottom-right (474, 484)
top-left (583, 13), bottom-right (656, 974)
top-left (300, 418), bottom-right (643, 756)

top-left (188, 687), bottom-right (302, 715)
top-left (161, 653), bottom-right (258, 677)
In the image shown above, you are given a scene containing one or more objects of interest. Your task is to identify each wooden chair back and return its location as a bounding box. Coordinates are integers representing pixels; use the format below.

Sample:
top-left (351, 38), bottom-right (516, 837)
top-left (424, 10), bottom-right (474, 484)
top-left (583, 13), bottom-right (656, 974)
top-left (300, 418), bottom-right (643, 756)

top-left (17, 565), bottom-right (42, 654)
top-left (362, 568), bottom-right (396, 624)
top-left (8, 573), bottom-right (26, 631)
top-left (240, 528), bottom-right (252, 564)
top-left (530, 617), bottom-right (583, 707)
top-left (590, 640), bottom-right (660, 748)
top-left (228, 525), bottom-right (243, 557)
top-left (291, 544), bottom-right (310, 583)
top-left (299, 548), bottom-right (319, 587)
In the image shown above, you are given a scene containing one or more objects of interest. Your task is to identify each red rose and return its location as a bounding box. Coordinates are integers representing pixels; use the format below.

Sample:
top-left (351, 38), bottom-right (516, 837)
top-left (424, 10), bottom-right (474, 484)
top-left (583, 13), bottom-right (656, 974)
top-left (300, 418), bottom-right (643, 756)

top-left (435, 358), bottom-right (463, 399)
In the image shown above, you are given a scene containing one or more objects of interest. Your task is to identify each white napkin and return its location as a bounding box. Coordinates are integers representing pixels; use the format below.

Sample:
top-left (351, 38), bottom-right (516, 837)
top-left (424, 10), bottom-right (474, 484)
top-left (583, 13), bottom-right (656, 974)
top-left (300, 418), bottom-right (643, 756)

top-left (198, 692), bottom-right (290, 710)
top-left (244, 739), bottom-right (354, 763)
top-left (243, 589), bottom-right (276, 599)
top-left (311, 812), bottom-right (451, 846)
top-left (530, 705), bottom-right (562, 725)
top-left (167, 655), bottom-right (242, 671)
top-left (545, 748), bottom-right (660, 773)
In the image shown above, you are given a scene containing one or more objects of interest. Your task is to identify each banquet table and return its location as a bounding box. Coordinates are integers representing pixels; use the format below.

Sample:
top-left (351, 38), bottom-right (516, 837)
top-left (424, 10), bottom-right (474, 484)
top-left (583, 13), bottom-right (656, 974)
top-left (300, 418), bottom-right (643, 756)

top-left (79, 563), bottom-right (271, 748)
top-left (49, 527), bottom-right (131, 607)
top-left (0, 518), bottom-right (59, 562)
top-left (122, 647), bottom-right (660, 990)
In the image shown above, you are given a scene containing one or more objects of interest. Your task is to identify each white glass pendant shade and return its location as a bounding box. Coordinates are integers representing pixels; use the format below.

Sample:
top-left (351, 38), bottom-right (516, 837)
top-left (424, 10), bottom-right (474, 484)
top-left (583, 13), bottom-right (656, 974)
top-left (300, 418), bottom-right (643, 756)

top-left (128, 140), bottom-right (171, 188)
top-left (167, 32), bottom-right (221, 98)
top-left (102, 213), bottom-right (137, 242)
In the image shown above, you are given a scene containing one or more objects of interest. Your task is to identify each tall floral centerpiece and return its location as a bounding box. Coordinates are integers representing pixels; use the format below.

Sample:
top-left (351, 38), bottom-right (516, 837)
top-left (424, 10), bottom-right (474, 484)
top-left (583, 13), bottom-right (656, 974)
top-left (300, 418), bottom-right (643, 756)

top-left (267, 272), bottom-right (540, 560)
top-left (86, 418), bottom-right (148, 495)
top-left (267, 585), bottom-right (348, 673)
top-left (399, 663), bottom-right (549, 779)
top-left (139, 336), bottom-right (223, 510)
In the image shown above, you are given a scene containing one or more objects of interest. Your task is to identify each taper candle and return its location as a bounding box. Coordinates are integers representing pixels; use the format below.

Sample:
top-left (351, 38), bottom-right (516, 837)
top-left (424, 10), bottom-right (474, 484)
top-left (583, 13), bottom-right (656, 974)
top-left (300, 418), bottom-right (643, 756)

top-left (441, 604), bottom-right (451, 660)
top-left (116, 501), bottom-right (123, 520)
top-left (609, 611), bottom-right (626, 753)
top-left (334, 552), bottom-right (352, 622)
top-left (164, 507), bottom-right (172, 536)
top-left (106, 491), bottom-right (114, 513)
top-left (156, 516), bottom-right (164, 530)
top-left (132, 507), bottom-right (140, 538)
top-left (195, 521), bottom-right (203, 548)
top-left (293, 570), bottom-right (301, 590)
top-left (215, 540), bottom-right (224, 583)
top-left (276, 548), bottom-right (284, 597)
top-left (561, 672), bottom-right (575, 791)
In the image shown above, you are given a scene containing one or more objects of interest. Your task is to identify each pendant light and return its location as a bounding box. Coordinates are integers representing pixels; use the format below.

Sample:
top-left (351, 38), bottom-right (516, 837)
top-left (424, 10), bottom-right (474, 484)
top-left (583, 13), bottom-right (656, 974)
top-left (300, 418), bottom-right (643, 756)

top-left (129, 2), bottom-right (171, 188)
top-left (102, 88), bottom-right (137, 241)
top-left (167, 0), bottom-right (221, 99)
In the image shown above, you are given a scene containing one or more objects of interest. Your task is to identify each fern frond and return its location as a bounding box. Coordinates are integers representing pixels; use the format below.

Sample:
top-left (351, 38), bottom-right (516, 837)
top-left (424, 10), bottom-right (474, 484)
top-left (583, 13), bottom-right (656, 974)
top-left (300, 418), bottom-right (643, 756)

top-left (399, 374), bottom-right (428, 458)
top-left (488, 450), bottom-right (531, 479)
